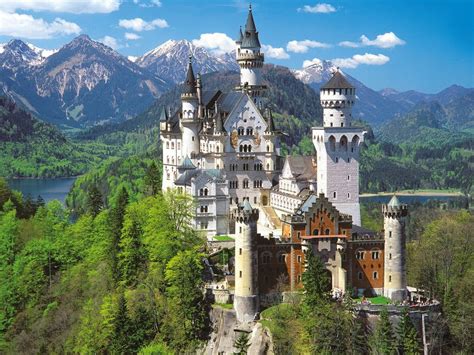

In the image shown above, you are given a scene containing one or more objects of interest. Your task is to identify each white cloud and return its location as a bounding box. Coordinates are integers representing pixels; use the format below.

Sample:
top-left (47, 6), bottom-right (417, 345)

top-left (302, 57), bottom-right (323, 68)
top-left (0, 10), bottom-right (81, 39)
top-left (298, 3), bottom-right (336, 13)
top-left (192, 33), bottom-right (235, 56)
top-left (287, 39), bottom-right (330, 53)
top-left (339, 32), bottom-right (406, 49)
top-left (119, 18), bottom-right (168, 32)
top-left (331, 53), bottom-right (390, 69)
top-left (0, 0), bottom-right (121, 14)
top-left (262, 44), bottom-right (290, 59)
top-left (125, 32), bottom-right (141, 40)
top-left (133, 0), bottom-right (162, 8)
top-left (99, 35), bottom-right (120, 49)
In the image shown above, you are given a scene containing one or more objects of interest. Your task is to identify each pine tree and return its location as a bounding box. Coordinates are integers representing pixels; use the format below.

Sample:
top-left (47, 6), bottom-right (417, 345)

top-left (86, 185), bottom-right (103, 217)
top-left (118, 217), bottom-right (145, 286)
top-left (396, 308), bottom-right (420, 354)
top-left (370, 307), bottom-right (395, 355)
top-left (111, 292), bottom-right (132, 354)
top-left (110, 187), bottom-right (129, 282)
top-left (144, 161), bottom-right (161, 196)
top-left (233, 332), bottom-right (251, 354)
top-left (302, 248), bottom-right (331, 308)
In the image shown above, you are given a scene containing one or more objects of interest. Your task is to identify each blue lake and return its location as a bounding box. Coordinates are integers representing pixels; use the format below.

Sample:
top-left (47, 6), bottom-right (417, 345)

top-left (7, 177), bottom-right (77, 204)
top-left (360, 194), bottom-right (461, 204)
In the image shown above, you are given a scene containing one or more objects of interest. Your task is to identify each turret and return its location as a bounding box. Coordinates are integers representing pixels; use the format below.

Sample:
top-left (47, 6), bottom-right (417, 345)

top-left (236, 5), bottom-right (266, 105)
top-left (181, 56), bottom-right (200, 158)
top-left (382, 195), bottom-right (408, 302)
top-left (320, 69), bottom-right (355, 128)
top-left (196, 73), bottom-right (203, 119)
top-left (232, 200), bottom-right (259, 323)
top-left (159, 106), bottom-right (168, 132)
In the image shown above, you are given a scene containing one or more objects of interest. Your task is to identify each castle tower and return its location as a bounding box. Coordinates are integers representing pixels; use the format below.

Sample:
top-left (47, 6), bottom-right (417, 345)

top-left (232, 200), bottom-right (259, 323)
top-left (382, 195), bottom-right (408, 301)
top-left (312, 70), bottom-right (364, 225)
top-left (180, 56), bottom-right (200, 158)
top-left (236, 5), bottom-right (266, 106)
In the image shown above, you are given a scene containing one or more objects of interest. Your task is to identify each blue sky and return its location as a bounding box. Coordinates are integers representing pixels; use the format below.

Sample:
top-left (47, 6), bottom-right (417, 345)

top-left (0, 0), bottom-right (472, 93)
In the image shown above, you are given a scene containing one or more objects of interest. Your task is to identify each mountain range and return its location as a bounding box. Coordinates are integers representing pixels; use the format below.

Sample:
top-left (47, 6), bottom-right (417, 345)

top-left (0, 35), bottom-right (472, 130)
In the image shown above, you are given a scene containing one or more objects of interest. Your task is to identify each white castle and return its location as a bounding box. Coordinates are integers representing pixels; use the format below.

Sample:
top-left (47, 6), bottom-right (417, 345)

top-left (160, 6), bottom-right (365, 236)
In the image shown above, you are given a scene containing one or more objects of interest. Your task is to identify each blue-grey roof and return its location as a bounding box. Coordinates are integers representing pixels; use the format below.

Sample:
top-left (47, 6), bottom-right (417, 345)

top-left (159, 107), bottom-right (168, 122)
top-left (296, 194), bottom-right (317, 215)
top-left (217, 92), bottom-right (245, 112)
top-left (241, 6), bottom-right (261, 49)
top-left (178, 156), bottom-right (196, 170)
top-left (183, 57), bottom-right (197, 94)
top-left (242, 199), bottom-right (253, 213)
top-left (388, 195), bottom-right (401, 207)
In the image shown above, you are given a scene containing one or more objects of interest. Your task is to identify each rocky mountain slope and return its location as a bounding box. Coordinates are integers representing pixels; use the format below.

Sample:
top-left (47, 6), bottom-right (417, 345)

top-left (0, 36), bottom-right (169, 127)
top-left (136, 39), bottom-right (238, 83)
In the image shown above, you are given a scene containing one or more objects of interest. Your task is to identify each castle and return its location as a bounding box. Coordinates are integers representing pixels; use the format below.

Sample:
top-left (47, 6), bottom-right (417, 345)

top-left (160, 6), bottom-right (409, 323)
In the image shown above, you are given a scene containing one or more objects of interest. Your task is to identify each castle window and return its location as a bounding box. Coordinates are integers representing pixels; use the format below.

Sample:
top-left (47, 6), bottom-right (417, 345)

top-left (246, 128), bottom-right (253, 135)
top-left (333, 191), bottom-right (337, 199)
top-left (373, 271), bottom-right (378, 280)
top-left (358, 272), bottom-right (363, 280)
top-left (262, 252), bottom-right (271, 264)
top-left (166, 142), bottom-right (169, 149)
top-left (192, 136), bottom-right (195, 141)
top-left (297, 255), bottom-right (302, 263)
top-left (356, 251), bottom-right (365, 260)
top-left (372, 251), bottom-right (380, 260)
top-left (335, 157), bottom-right (339, 163)
top-left (178, 142), bottom-right (180, 149)
top-left (389, 231), bottom-right (392, 238)
top-left (243, 179), bottom-right (249, 189)
top-left (239, 271), bottom-right (242, 278)
top-left (278, 253), bottom-right (286, 263)
top-left (330, 122), bottom-right (333, 127)
top-left (254, 196), bottom-right (257, 204)
top-left (348, 158), bottom-right (351, 163)
top-left (297, 274), bottom-right (301, 283)
top-left (389, 275), bottom-right (392, 282)
top-left (239, 248), bottom-right (242, 255)
top-left (340, 135), bottom-right (348, 151)
top-left (297, 232), bottom-right (301, 240)
top-left (204, 188), bottom-right (208, 196)
top-left (389, 253), bottom-right (392, 260)
top-left (267, 145), bottom-right (270, 152)
top-left (312, 229), bottom-right (319, 235)
top-left (325, 229), bottom-right (330, 235)
top-left (329, 136), bottom-right (336, 151)
top-left (230, 197), bottom-right (232, 205)
top-left (347, 193), bottom-right (350, 199)
top-left (171, 142), bottom-right (175, 149)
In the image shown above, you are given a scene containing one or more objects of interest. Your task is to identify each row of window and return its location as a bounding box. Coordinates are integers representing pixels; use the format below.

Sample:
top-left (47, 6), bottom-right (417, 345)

top-left (357, 271), bottom-right (379, 280)
top-left (330, 191), bottom-right (351, 199)
top-left (230, 196), bottom-right (259, 205)
top-left (237, 127), bottom-right (254, 136)
top-left (321, 88), bottom-right (355, 96)
top-left (355, 250), bottom-right (380, 260)
top-left (165, 141), bottom-right (180, 150)
top-left (199, 205), bottom-right (209, 213)
top-left (228, 162), bottom-right (264, 171)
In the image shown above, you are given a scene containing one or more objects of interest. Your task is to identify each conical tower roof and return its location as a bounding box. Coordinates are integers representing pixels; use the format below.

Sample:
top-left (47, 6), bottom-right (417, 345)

top-left (182, 56), bottom-right (197, 95)
top-left (242, 199), bottom-right (253, 213)
top-left (159, 107), bottom-right (168, 122)
top-left (178, 155), bottom-right (196, 170)
top-left (215, 112), bottom-right (224, 133)
top-left (321, 69), bottom-right (354, 89)
top-left (266, 109), bottom-right (275, 132)
top-left (388, 194), bottom-right (401, 207)
top-left (241, 5), bottom-right (261, 48)
top-left (236, 26), bottom-right (243, 43)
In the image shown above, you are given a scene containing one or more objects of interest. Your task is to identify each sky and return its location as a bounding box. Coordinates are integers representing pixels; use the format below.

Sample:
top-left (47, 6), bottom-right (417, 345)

top-left (0, 0), bottom-right (472, 93)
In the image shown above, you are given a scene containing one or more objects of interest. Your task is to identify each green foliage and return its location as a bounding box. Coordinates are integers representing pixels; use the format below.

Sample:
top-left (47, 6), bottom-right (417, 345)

top-left (144, 161), bottom-right (161, 196)
top-left (86, 184), bottom-right (104, 217)
top-left (396, 308), bottom-right (420, 354)
top-left (370, 307), bottom-right (395, 355)
top-left (233, 332), bottom-right (251, 354)
top-left (302, 249), bottom-right (331, 308)
top-left (163, 248), bottom-right (209, 351)
top-left (407, 210), bottom-right (474, 353)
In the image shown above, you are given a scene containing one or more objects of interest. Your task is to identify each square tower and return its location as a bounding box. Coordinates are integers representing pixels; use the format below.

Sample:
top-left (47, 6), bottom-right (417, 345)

top-left (312, 70), bottom-right (364, 225)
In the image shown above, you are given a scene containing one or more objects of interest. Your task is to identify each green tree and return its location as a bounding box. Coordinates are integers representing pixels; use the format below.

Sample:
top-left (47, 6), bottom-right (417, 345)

top-left (370, 307), bottom-right (395, 355)
top-left (110, 187), bottom-right (129, 282)
top-left (234, 331), bottom-right (251, 354)
top-left (144, 161), bottom-right (161, 196)
top-left (164, 249), bottom-right (208, 351)
top-left (302, 248), bottom-right (331, 308)
top-left (111, 292), bottom-right (133, 354)
top-left (86, 185), bottom-right (104, 217)
top-left (118, 213), bottom-right (145, 286)
top-left (396, 308), bottom-right (420, 354)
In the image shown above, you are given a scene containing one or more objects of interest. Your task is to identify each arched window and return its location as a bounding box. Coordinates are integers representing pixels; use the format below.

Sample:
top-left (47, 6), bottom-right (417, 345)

top-left (248, 145), bottom-right (252, 152)
top-left (352, 135), bottom-right (360, 151)
top-left (267, 144), bottom-right (270, 152)
top-left (166, 142), bottom-right (169, 149)
top-left (329, 136), bottom-right (336, 152)
top-left (312, 229), bottom-right (319, 235)
top-left (340, 135), bottom-right (348, 152)
top-left (261, 252), bottom-right (272, 264)
top-left (204, 188), bottom-right (208, 196)
top-left (325, 228), bottom-right (330, 235)
top-left (239, 145), bottom-right (243, 152)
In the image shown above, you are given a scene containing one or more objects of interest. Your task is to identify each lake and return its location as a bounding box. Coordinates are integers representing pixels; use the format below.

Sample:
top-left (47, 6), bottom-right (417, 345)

top-left (360, 194), bottom-right (462, 204)
top-left (7, 177), bottom-right (77, 204)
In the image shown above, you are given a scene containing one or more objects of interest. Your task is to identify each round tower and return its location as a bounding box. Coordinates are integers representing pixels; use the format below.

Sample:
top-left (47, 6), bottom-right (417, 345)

top-left (181, 56), bottom-right (200, 158)
top-left (382, 195), bottom-right (408, 302)
top-left (236, 5), bottom-right (266, 105)
top-left (232, 200), bottom-right (259, 323)
top-left (320, 69), bottom-right (356, 128)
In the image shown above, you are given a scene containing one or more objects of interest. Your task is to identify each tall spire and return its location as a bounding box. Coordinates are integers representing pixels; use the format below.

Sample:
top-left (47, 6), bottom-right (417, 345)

top-left (241, 4), bottom-right (261, 48)
top-left (182, 55), bottom-right (197, 95)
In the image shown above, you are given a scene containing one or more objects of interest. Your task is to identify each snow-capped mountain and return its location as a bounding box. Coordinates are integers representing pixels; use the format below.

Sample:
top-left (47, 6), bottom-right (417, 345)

top-left (136, 39), bottom-right (239, 84)
top-left (0, 35), bottom-right (169, 126)
top-left (0, 40), bottom-right (57, 70)
top-left (291, 59), bottom-right (336, 85)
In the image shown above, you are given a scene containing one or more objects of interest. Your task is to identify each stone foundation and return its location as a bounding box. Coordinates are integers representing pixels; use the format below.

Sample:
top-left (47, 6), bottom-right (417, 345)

top-left (235, 295), bottom-right (260, 323)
